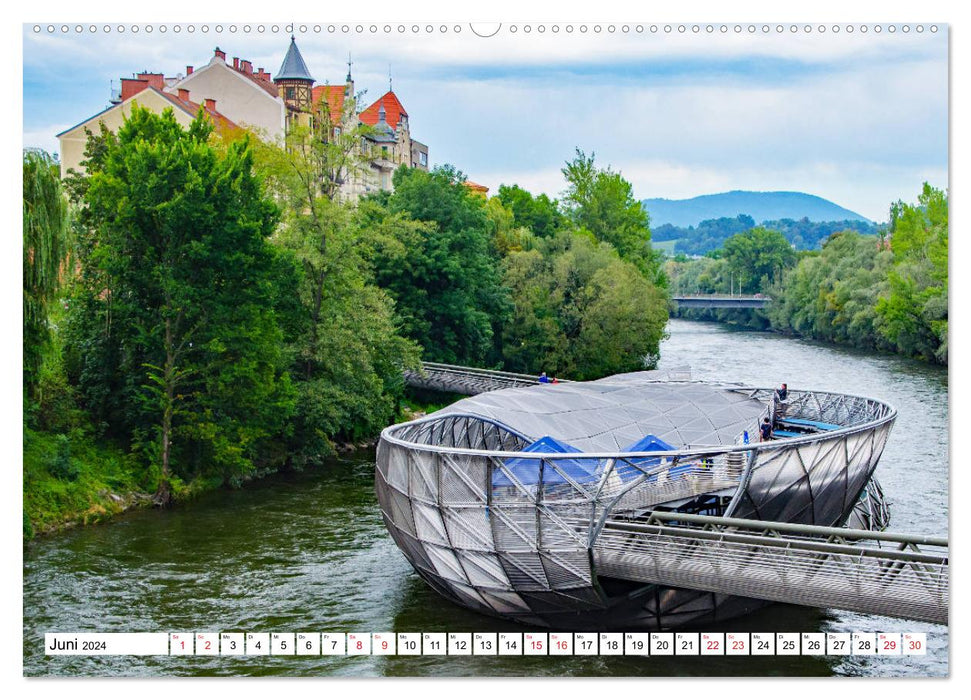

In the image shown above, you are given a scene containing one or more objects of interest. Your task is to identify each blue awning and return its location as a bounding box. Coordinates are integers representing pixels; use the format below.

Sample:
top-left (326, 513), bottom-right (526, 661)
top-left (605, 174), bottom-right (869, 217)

top-left (494, 435), bottom-right (602, 486)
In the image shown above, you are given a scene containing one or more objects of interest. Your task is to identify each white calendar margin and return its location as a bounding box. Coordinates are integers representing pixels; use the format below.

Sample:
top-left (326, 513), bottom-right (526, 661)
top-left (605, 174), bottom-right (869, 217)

top-left (8, 0), bottom-right (960, 694)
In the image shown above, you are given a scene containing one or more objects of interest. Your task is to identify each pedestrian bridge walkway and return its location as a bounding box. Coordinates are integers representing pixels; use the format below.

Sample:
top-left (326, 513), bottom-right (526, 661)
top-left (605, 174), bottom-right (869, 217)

top-left (404, 362), bottom-right (554, 395)
top-left (593, 511), bottom-right (948, 625)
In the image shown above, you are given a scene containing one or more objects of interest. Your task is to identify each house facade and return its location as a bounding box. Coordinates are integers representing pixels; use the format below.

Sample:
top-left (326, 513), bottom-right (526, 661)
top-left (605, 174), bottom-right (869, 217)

top-left (58, 38), bottom-right (428, 201)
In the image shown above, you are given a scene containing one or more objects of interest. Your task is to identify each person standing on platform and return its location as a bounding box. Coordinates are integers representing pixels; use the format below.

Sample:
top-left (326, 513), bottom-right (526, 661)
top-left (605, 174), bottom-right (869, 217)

top-left (774, 383), bottom-right (789, 420)
top-left (538, 372), bottom-right (550, 384)
top-left (759, 417), bottom-right (773, 442)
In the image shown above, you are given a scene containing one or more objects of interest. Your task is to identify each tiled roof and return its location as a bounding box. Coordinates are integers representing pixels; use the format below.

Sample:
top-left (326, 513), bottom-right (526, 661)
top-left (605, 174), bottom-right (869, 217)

top-left (236, 67), bottom-right (279, 97)
top-left (155, 89), bottom-right (240, 132)
top-left (312, 84), bottom-right (347, 125)
top-left (275, 37), bottom-right (315, 82)
top-left (359, 91), bottom-right (408, 130)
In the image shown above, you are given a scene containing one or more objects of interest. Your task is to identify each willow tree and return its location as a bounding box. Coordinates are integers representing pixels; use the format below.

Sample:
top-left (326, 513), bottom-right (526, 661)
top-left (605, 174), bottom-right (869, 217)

top-left (23, 149), bottom-right (71, 395)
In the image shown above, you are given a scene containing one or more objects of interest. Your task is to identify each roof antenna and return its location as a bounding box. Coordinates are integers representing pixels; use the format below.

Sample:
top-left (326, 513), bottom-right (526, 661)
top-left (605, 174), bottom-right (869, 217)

top-left (389, 64), bottom-right (392, 92)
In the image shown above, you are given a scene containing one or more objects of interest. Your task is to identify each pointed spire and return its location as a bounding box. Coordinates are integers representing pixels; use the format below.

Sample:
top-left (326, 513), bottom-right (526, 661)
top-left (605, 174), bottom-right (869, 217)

top-left (274, 36), bottom-right (315, 83)
top-left (346, 52), bottom-right (353, 82)
top-left (388, 64), bottom-right (393, 92)
top-left (378, 102), bottom-right (387, 124)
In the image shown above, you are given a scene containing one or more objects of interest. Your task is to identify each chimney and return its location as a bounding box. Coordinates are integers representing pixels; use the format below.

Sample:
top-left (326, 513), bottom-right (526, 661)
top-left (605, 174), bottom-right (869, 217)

top-left (136, 72), bottom-right (165, 90)
top-left (186, 65), bottom-right (194, 75)
top-left (178, 88), bottom-right (190, 102)
top-left (120, 78), bottom-right (149, 101)
top-left (233, 57), bottom-right (240, 70)
top-left (214, 47), bottom-right (226, 61)
top-left (204, 98), bottom-right (217, 111)
top-left (241, 59), bottom-right (253, 74)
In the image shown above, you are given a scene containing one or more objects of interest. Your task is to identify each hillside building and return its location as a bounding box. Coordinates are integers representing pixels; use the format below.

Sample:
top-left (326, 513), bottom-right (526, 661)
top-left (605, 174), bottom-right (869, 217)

top-left (57, 38), bottom-right (428, 201)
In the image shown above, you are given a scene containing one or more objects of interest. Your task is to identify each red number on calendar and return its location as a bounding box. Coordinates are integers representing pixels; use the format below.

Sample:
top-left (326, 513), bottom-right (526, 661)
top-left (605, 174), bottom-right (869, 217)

top-left (531, 640), bottom-right (543, 650)
top-left (909, 640), bottom-right (922, 651)
top-left (707, 640), bottom-right (719, 650)
top-left (180, 641), bottom-right (185, 649)
top-left (381, 641), bottom-right (388, 650)
top-left (556, 640), bottom-right (568, 650)
top-left (884, 640), bottom-right (896, 650)
top-left (205, 641), bottom-right (211, 650)
top-left (356, 640), bottom-right (363, 650)
top-left (732, 641), bottom-right (743, 650)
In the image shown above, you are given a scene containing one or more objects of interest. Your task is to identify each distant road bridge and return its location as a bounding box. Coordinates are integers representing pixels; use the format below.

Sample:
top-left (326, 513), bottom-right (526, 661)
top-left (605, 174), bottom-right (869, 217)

top-left (672, 294), bottom-right (770, 309)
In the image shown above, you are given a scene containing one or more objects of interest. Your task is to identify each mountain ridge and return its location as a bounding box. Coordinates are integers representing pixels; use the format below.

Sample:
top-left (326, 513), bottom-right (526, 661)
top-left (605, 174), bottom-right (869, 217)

top-left (642, 190), bottom-right (872, 228)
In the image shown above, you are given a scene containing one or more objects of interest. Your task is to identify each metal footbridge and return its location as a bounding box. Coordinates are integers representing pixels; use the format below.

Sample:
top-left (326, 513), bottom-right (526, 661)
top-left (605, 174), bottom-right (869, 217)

top-left (594, 512), bottom-right (948, 625)
top-left (404, 361), bottom-right (557, 395)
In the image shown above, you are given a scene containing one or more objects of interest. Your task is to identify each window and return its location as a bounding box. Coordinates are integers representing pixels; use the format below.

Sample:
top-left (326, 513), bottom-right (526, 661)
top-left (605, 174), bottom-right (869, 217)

top-left (285, 87), bottom-right (295, 100)
top-left (420, 152), bottom-right (428, 166)
top-left (381, 146), bottom-right (388, 157)
top-left (334, 127), bottom-right (342, 139)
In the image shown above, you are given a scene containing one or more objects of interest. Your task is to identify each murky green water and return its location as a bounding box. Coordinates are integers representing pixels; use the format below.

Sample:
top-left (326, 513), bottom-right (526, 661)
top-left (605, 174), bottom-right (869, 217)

top-left (23, 320), bottom-right (948, 677)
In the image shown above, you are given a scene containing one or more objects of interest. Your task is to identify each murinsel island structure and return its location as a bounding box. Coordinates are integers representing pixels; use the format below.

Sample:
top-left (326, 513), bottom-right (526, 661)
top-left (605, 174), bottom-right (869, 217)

top-left (377, 368), bottom-right (948, 630)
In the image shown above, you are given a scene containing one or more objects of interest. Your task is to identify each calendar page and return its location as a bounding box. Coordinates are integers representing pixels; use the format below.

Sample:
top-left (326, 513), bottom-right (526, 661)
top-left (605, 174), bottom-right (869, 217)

top-left (20, 4), bottom-right (951, 683)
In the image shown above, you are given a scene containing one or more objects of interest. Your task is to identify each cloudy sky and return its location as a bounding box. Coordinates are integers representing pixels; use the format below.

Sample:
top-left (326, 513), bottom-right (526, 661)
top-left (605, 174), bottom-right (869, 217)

top-left (23, 22), bottom-right (948, 222)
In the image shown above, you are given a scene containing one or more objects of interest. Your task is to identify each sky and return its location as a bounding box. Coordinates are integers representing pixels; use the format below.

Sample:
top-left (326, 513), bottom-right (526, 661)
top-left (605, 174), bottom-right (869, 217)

top-left (22, 23), bottom-right (947, 222)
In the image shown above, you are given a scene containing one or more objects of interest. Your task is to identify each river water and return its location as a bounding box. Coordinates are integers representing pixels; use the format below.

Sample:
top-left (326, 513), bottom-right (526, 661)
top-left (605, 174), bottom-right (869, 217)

top-left (22, 319), bottom-right (949, 677)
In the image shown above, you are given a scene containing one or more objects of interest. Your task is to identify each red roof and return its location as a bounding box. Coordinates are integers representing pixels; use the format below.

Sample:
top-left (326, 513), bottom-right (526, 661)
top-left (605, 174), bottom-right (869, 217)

top-left (359, 91), bottom-right (408, 130)
top-left (153, 88), bottom-right (240, 133)
top-left (312, 85), bottom-right (347, 126)
top-left (233, 65), bottom-right (278, 97)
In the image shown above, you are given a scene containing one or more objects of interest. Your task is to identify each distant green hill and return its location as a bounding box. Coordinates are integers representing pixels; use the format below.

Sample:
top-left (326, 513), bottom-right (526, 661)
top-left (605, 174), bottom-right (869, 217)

top-left (643, 190), bottom-right (872, 228)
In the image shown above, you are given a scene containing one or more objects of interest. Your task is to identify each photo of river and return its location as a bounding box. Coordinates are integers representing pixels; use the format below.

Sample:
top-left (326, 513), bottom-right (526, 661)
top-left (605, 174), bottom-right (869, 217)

top-left (22, 320), bottom-right (948, 677)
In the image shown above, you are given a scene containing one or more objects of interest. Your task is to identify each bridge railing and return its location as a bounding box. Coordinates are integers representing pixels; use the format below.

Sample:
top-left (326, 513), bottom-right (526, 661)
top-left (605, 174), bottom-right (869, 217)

top-left (594, 512), bottom-right (948, 625)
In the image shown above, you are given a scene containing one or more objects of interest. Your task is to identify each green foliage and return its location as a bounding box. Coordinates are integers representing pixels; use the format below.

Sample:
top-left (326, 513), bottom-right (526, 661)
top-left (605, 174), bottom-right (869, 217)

top-left (64, 105), bottom-right (294, 495)
top-left (501, 233), bottom-right (668, 380)
top-left (721, 226), bottom-right (797, 294)
top-left (875, 183), bottom-right (948, 362)
top-left (23, 149), bottom-right (71, 394)
top-left (561, 149), bottom-right (663, 283)
top-left (24, 426), bottom-right (142, 537)
top-left (253, 119), bottom-right (421, 466)
top-left (371, 165), bottom-right (511, 366)
top-left (766, 231), bottom-right (892, 347)
top-left (656, 215), bottom-right (881, 255)
top-left (497, 184), bottom-right (565, 238)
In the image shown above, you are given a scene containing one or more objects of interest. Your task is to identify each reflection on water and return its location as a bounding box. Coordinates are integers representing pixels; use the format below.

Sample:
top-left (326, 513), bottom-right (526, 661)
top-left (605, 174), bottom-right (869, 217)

top-left (23, 320), bottom-right (948, 677)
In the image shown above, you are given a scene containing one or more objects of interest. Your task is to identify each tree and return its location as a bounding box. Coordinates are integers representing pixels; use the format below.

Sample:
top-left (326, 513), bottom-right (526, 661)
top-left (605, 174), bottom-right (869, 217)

top-left (252, 105), bottom-right (420, 463)
top-left (371, 165), bottom-right (511, 366)
top-left (721, 226), bottom-right (797, 293)
top-left (496, 184), bottom-right (565, 238)
top-left (502, 233), bottom-right (668, 379)
top-left (66, 105), bottom-right (294, 501)
top-left (561, 149), bottom-right (663, 282)
top-left (23, 149), bottom-right (70, 395)
top-left (875, 184), bottom-right (948, 362)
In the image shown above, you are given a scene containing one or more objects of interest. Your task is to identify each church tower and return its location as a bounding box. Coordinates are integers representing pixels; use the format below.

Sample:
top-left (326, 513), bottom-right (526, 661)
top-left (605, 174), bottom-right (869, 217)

top-left (274, 36), bottom-right (315, 129)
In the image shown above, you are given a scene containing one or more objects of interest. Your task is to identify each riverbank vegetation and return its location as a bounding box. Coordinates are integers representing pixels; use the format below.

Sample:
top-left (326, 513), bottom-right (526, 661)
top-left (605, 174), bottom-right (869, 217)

top-left (24, 109), bottom-right (668, 536)
top-left (666, 184), bottom-right (948, 364)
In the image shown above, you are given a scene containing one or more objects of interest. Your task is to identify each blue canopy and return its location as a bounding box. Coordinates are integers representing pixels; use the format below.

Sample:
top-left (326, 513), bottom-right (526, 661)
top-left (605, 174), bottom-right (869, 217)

top-left (494, 435), bottom-right (602, 487)
top-left (616, 434), bottom-right (676, 482)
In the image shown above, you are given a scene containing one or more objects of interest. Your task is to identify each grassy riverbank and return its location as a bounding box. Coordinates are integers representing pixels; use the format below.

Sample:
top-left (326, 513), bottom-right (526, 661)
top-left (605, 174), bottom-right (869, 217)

top-left (23, 427), bottom-right (149, 539)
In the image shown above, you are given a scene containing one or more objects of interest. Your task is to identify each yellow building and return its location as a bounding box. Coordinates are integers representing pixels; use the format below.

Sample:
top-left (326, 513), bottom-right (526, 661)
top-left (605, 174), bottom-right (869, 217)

top-left (56, 80), bottom-right (239, 177)
top-left (57, 38), bottom-right (429, 198)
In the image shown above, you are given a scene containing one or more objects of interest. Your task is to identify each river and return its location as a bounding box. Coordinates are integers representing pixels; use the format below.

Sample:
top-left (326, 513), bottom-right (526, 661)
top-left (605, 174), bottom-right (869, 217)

top-left (22, 319), bottom-right (949, 677)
